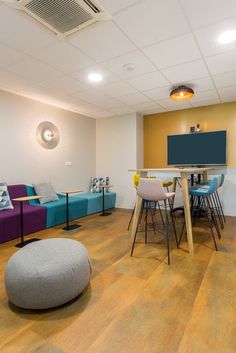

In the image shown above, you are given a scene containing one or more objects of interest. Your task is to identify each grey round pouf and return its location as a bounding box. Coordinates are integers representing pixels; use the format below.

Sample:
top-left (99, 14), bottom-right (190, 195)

top-left (5, 238), bottom-right (91, 310)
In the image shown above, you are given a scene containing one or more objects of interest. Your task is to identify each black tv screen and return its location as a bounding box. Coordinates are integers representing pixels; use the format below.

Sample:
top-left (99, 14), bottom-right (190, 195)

top-left (167, 130), bottom-right (227, 166)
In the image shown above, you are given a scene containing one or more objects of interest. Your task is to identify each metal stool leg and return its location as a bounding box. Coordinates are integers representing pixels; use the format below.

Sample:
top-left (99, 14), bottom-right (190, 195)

top-left (170, 210), bottom-right (179, 248)
top-left (206, 196), bottom-right (218, 251)
top-left (216, 190), bottom-right (226, 223)
top-left (164, 200), bottom-right (170, 265)
top-left (157, 201), bottom-right (165, 227)
top-left (127, 205), bottom-right (135, 230)
top-left (145, 202), bottom-right (148, 244)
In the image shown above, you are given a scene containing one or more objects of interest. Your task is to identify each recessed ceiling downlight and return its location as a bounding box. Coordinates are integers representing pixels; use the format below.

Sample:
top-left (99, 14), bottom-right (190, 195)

top-left (218, 30), bottom-right (236, 44)
top-left (88, 73), bottom-right (103, 82)
top-left (123, 63), bottom-right (135, 71)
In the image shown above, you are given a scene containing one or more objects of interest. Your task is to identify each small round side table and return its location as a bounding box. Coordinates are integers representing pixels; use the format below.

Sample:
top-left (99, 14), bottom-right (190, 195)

top-left (100, 185), bottom-right (113, 217)
top-left (12, 195), bottom-right (42, 248)
top-left (61, 189), bottom-right (83, 231)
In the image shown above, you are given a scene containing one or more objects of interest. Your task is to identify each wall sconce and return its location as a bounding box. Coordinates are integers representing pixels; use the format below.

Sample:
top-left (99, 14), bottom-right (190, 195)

top-left (36, 121), bottom-right (59, 149)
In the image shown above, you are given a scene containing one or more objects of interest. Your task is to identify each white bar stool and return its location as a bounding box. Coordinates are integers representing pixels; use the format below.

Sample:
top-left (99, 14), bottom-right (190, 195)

top-left (130, 178), bottom-right (178, 265)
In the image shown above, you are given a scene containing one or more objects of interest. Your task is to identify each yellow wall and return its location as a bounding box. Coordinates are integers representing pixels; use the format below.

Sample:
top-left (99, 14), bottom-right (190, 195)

top-left (144, 101), bottom-right (236, 168)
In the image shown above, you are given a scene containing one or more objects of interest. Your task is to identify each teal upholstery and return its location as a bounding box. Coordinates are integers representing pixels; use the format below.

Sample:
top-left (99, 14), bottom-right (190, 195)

top-left (26, 185), bottom-right (87, 228)
top-left (189, 177), bottom-right (218, 197)
top-left (77, 192), bottom-right (116, 215)
top-left (25, 185), bottom-right (116, 227)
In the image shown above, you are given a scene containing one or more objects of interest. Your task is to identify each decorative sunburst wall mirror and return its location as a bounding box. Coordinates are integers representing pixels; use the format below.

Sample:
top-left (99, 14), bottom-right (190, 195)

top-left (36, 121), bottom-right (60, 149)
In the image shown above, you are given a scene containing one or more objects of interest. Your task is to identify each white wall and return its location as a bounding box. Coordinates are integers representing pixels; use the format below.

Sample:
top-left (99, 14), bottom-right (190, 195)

top-left (0, 90), bottom-right (96, 192)
top-left (96, 113), bottom-right (143, 209)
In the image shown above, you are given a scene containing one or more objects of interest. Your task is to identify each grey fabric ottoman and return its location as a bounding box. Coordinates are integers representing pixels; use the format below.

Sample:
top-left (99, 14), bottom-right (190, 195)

top-left (5, 238), bottom-right (91, 309)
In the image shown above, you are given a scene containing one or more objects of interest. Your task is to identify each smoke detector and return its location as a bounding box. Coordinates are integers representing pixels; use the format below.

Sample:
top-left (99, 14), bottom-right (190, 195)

top-left (3, 0), bottom-right (111, 38)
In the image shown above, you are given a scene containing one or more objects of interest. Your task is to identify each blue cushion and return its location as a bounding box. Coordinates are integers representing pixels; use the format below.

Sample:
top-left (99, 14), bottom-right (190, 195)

top-left (189, 187), bottom-right (211, 197)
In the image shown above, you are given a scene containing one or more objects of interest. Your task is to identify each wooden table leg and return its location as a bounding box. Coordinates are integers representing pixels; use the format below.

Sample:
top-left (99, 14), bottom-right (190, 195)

top-left (172, 177), bottom-right (177, 208)
top-left (130, 195), bottom-right (143, 243)
top-left (202, 170), bottom-right (208, 183)
top-left (130, 171), bottom-right (147, 242)
top-left (181, 172), bottom-right (194, 254)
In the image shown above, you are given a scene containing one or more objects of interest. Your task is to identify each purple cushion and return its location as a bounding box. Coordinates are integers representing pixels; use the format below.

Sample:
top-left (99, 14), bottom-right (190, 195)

top-left (0, 185), bottom-right (47, 243)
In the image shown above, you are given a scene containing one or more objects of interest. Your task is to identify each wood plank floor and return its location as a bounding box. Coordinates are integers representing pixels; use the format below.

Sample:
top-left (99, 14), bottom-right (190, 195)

top-left (0, 209), bottom-right (236, 353)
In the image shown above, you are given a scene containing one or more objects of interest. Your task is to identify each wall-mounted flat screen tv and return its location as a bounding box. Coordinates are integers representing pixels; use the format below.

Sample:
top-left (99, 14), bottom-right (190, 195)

top-left (167, 130), bottom-right (227, 166)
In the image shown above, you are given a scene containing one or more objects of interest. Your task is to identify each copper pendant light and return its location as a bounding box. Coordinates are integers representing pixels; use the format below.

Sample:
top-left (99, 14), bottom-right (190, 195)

top-left (170, 85), bottom-right (194, 101)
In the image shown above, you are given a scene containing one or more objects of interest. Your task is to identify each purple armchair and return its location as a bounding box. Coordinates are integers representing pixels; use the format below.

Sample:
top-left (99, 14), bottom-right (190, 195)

top-left (0, 185), bottom-right (46, 243)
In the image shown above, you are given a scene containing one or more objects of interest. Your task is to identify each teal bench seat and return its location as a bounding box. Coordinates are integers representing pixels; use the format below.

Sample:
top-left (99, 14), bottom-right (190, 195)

top-left (26, 186), bottom-right (87, 228)
top-left (77, 192), bottom-right (116, 215)
top-left (25, 186), bottom-right (116, 228)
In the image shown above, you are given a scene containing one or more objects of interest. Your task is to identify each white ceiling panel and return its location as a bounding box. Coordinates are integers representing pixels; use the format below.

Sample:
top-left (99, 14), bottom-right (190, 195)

top-left (1, 1), bottom-right (236, 117)
top-left (93, 98), bottom-right (127, 109)
top-left (213, 71), bottom-right (236, 88)
top-left (127, 71), bottom-right (169, 91)
top-left (186, 77), bottom-right (215, 92)
top-left (144, 86), bottom-right (172, 100)
top-left (6, 58), bottom-right (62, 85)
top-left (221, 96), bottom-right (236, 103)
top-left (131, 101), bottom-right (164, 113)
top-left (143, 34), bottom-right (201, 69)
top-left (195, 17), bottom-right (236, 57)
top-left (72, 65), bottom-right (120, 87)
top-left (99, 0), bottom-right (141, 14)
top-left (218, 85), bottom-right (236, 98)
top-left (162, 60), bottom-right (209, 83)
top-left (143, 107), bottom-right (167, 115)
top-left (0, 69), bottom-right (34, 93)
top-left (114, 0), bottom-right (189, 48)
top-left (72, 89), bottom-right (110, 103)
top-left (206, 50), bottom-right (236, 75)
top-left (118, 92), bottom-right (151, 105)
top-left (157, 98), bottom-right (191, 109)
top-left (89, 110), bottom-right (114, 119)
top-left (71, 103), bottom-right (102, 114)
top-left (180, 0), bottom-right (236, 30)
top-left (162, 77), bottom-right (215, 96)
top-left (166, 105), bottom-right (193, 112)
top-left (102, 50), bottom-right (156, 79)
top-left (108, 106), bottom-right (136, 115)
top-left (0, 43), bottom-right (28, 69)
top-left (33, 42), bottom-right (94, 74)
top-left (98, 81), bottom-right (137, 97)
top-left (38, 76), bottom-right (88, 96)
top-left (0, 5), bottom-right (57, 55)
top-left (70, 21), bottom-right (135, 62)
top-left (190, 97), bottom-right (221, 107)
top-left (190, 89), bottom-right (219, 103)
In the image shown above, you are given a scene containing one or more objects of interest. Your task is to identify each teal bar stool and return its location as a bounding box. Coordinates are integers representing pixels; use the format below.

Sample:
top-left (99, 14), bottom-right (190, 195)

top-left (194, 174), bottom-right (225, 230)
top-left (179, 176), bottom-right (220, 250)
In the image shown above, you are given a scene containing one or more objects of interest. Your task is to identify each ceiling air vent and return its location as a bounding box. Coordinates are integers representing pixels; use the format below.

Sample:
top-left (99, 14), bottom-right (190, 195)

top-left (2, 0), bottom-right (111, 38)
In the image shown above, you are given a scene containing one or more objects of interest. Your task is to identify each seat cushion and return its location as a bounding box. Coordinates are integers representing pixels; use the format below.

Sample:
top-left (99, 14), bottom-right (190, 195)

top-left (77, 192), bottom-right (116, 215)
top-left (0, 203), bottom-right (46, 243)
top-left (5, 238), bottom-right (91, 309)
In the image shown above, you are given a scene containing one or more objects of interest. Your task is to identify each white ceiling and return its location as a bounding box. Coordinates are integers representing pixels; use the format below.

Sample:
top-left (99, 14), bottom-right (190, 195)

top-left (1, 0), bottom-right (236, 118)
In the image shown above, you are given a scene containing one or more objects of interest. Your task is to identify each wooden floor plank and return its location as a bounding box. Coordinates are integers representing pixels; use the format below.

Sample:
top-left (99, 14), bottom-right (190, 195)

top-left (0, 210), bottom-right (236, 353)
top-left (177, 252), bottom-right (236, 353)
